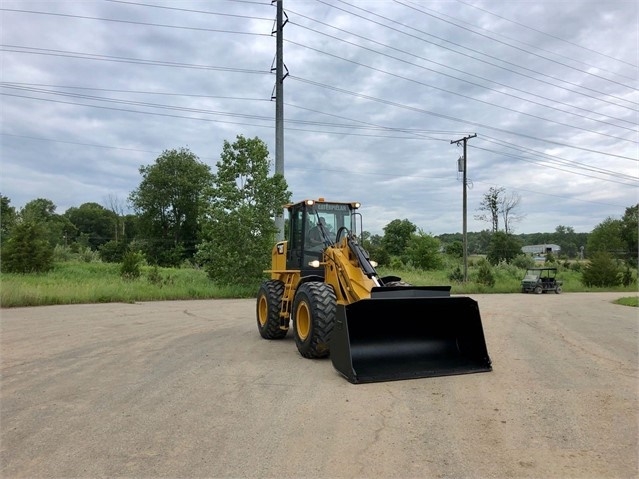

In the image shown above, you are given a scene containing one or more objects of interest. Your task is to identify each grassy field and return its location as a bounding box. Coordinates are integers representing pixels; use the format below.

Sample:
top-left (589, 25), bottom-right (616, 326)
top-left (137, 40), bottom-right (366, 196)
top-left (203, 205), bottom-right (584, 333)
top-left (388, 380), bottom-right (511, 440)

top-left (1, 260), bottom-right (637, 308)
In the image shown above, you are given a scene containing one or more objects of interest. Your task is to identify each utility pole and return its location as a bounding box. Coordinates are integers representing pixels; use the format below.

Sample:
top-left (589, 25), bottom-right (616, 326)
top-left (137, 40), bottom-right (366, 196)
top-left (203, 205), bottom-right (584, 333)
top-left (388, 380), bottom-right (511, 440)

top-left (272, 0), bottom-right (288, 240)
top-left (451, 133), bottom-right (476, 282)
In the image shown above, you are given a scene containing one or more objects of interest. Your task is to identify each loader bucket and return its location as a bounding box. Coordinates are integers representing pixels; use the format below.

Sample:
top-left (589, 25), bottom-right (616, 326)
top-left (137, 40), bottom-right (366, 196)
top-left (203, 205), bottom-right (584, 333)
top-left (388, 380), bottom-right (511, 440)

top-left (330, 293), bottom-right (491, 384)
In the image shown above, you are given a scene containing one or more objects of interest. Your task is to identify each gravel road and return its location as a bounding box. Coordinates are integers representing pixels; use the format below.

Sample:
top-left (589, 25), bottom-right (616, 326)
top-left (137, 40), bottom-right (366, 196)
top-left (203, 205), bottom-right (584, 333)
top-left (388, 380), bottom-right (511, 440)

top-left (1, 292), bottom-right (637, 479)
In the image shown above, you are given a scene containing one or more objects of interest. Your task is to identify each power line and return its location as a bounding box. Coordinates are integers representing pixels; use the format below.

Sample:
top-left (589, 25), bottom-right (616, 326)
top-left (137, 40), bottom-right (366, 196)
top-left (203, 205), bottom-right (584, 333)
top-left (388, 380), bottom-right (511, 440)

top-left (104, 0), bottom-right (272, 19)
top-left (320, 0), bottom-right (638, 109)
top-left (288, 75), bottom-right (638, 162)
top-left (5, 81), bottom-right (637, 163)
top-left (289, 10), bottom-right (636, 131)
top-left (287, 23), bottom-right (636, 134)
top-left (477, 136), bottom-right (638, 183)
top-left (454, 0), bottom-right (638, 69)
top-left (472, 145), bottom-right (637, 187)
top-left (3, 88), bottom-right (635, 186)
top-left (394, 0), bottom-right (637, 91)
top-left (0, 91), bottom-right (450, 140)
top-left (0, 45), bottom-right (272, 74)
top-left (0, 7), bottom-right (272, 34)
top-left (4, 132), bottom-right (630, 210)
top-left (402, 0), bottom-right (637, 81)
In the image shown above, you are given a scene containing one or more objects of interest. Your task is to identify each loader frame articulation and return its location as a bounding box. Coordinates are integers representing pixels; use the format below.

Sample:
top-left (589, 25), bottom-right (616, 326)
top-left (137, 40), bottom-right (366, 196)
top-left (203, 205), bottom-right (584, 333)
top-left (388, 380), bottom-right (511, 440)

top-left (256, 199), bottom-right (492, 383)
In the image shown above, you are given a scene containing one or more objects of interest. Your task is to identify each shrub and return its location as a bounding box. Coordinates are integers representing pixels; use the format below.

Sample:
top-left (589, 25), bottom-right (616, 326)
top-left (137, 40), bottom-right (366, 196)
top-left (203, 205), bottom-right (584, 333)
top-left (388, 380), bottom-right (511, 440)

top-left (621, 266), bottom-right (636, 287)
top-left (445, 241), bottom-right (464, 258)
top-left (53, 244), bottom-right (74, 262)
top-left (512, 254), bottom-right (535, 269)
top-left (581, 252), bottom-right (621, 287)
top-left (448, 266), bottom-right (464, 283)
top-left (405, 232), bottom-right (443, 270)
top-left (99, 240), bottom-right (128, 263)
top-left (368, 245), bottom-right (390, 267)
top-left (476, 259), bottom-right (495, 287)
top-left (78, 247), bottom-right (101, 263)
top-left (390, 257), bottom-right (405, 269)
top-left (1, 222), bottom-right (54, 273)
top-left (120, 250), bottom-right (145, 280)
top-left (570, 261), bottom-right (583, 272)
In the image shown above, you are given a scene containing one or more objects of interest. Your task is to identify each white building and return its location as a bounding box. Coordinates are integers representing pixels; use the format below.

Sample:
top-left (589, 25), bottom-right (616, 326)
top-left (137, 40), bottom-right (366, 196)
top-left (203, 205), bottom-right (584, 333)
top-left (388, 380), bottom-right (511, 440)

top-left (521, 244), bottom-right (561, 255)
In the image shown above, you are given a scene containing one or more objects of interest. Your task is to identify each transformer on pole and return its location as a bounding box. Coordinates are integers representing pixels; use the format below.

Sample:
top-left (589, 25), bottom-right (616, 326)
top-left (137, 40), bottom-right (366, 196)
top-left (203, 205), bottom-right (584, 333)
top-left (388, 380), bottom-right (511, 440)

top-left (451, 133), bottom-right (476, 282)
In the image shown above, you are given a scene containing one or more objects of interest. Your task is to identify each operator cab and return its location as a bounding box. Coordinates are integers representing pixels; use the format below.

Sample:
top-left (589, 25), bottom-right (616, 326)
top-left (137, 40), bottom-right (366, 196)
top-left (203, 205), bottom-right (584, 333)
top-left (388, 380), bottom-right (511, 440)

top-left (286, 199), bottom-right (359, 276)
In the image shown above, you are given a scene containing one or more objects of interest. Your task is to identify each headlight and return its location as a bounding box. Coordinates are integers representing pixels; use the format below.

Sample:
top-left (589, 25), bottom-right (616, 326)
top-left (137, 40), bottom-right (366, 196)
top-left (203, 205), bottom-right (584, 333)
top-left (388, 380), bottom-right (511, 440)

top-left (370, 260), bottom-right (378, 267)
top-left (308, 260), bottom-right (321, 268)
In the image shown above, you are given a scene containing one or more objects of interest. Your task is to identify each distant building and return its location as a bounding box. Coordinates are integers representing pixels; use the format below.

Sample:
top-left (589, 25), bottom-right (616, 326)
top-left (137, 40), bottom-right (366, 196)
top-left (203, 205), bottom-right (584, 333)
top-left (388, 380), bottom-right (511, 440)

top-left (521, 244), bottom-right (561, 255)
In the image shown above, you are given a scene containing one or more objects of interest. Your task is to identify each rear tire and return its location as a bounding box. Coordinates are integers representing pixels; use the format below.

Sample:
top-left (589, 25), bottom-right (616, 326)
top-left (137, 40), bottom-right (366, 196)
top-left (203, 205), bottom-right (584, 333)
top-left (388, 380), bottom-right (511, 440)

top-left (256, 280), bottom-right (287, 339)
top-left (555, 286), bottom-right (562, 294)
top-left (292, 282), bottom-right (336, 358)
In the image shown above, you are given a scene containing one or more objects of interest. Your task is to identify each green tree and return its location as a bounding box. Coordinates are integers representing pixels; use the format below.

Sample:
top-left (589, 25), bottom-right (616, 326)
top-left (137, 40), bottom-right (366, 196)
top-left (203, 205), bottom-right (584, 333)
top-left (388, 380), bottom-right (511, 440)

top-left (1, 194), bottom-right (17, 238)
top-left (20, 198), bottom-right (56, 223)
top-left (64, 202), bottom-right (117, 249)
top-left (381, 219), bottom-right (416, 256)
top-left (445, 240), bottom-right (464, 258)
top-left (368, 233), bottom-right (383, 248)
top-left (587, 217), bottom-right (625, 256)
top-left (467, 230), bottom-right (492, 254)
top-left (552, 225), bottom-right (578, 258)
top-left (405, 230), bottom-right (443, 270)
top-left (19, 198), bottom-right (76, 247)
top-left (129, 148), bottom-right (214, 266)
top-left (196, 135), bottom-right (290, 286)
top-left (0, 221), bottom-right (54, 273)
top-left (486, 231), bottom-right (523, 265)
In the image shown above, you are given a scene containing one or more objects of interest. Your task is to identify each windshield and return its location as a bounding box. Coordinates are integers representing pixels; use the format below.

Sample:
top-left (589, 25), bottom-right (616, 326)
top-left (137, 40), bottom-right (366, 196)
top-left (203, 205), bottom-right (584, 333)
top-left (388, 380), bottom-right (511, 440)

top-left (308, 203), bottom-right (353, 244)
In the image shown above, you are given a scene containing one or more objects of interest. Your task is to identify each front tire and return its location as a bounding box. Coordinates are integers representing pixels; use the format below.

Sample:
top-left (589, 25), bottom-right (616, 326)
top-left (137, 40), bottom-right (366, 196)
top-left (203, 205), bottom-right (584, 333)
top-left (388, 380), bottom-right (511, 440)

top-left (256, 280), bottom-right (287, 339)
top-left (292, 282), bottom-right (336, 358)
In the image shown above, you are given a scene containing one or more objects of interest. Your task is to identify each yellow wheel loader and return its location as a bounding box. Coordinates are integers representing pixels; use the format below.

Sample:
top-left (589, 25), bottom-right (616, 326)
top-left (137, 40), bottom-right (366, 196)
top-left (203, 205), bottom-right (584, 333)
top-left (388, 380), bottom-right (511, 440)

top-left (256, 198), bottom-right (492, 383)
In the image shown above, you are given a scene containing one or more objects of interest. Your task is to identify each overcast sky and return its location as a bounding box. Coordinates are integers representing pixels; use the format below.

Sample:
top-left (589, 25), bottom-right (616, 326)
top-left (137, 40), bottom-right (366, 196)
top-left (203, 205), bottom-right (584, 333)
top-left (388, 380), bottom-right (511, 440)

top-left (1, 0), bottom-right (637, 236)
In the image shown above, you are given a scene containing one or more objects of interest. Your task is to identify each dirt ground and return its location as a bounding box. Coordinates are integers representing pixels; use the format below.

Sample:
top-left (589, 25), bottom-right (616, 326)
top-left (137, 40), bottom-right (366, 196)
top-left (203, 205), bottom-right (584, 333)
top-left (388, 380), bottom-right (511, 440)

top-left (1, 292), bottom-right (637, 479)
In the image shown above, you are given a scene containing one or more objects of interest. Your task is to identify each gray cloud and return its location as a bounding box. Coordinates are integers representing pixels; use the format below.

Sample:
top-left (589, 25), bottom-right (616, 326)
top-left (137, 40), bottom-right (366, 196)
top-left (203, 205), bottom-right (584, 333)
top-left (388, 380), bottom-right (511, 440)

top-left (1, 0), bottom-right (637, 235)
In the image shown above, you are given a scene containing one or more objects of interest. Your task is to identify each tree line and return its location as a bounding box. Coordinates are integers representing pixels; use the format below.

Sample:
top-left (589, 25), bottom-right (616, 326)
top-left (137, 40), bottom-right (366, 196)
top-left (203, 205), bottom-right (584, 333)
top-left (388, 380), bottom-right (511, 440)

top-left (1, 134), bottom-right (637, 285)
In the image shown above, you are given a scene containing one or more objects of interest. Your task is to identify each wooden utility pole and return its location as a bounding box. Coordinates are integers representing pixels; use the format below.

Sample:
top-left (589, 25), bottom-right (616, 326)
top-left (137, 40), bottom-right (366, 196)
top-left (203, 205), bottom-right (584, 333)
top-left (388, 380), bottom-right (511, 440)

top-left (451, 133), bottom-right (476, 282)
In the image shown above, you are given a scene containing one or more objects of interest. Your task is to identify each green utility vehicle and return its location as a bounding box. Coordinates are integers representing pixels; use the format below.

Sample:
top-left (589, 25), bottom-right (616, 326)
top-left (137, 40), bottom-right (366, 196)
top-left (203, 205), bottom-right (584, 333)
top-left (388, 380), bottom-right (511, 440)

top-left (521, 267), bottom-right (563, 294)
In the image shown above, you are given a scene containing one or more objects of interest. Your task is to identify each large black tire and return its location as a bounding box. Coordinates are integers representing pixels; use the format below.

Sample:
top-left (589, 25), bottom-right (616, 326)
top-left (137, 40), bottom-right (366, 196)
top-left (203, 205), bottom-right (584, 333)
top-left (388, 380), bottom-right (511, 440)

top-left (292, 282), bottom-right (336, 358)
top-left (256, 280), bottom-right (287, 339)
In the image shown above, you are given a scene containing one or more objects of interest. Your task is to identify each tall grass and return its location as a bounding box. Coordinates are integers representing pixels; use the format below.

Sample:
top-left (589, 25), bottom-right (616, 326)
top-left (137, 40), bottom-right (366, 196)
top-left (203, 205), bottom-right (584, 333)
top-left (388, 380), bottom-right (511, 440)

top-left (379, 260), bottom-right (638, 295)
top-left (0, 261), bottom-right (255, 308)
top-left (1, 259), bottom-right (636, 308)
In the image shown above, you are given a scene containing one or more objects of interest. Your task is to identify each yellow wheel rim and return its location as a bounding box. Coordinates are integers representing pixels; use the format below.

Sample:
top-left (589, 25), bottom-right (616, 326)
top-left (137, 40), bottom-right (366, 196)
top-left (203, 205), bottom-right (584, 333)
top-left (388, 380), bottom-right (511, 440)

top-left (296, 301), bottom-right (311, 341)
top-left (258, 295), bottom-right (268, 327)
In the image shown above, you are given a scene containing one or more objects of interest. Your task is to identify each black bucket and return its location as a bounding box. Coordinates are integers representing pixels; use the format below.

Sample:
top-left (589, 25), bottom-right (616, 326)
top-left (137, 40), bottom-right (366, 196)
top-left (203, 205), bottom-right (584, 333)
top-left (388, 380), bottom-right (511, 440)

top-left (330, 294), bottom-right (492, 384)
